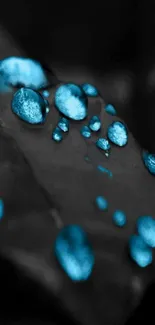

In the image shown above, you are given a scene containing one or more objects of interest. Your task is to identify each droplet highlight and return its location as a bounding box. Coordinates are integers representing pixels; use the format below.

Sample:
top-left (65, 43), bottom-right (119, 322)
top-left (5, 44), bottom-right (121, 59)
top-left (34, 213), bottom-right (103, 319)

top-left (143, 152), bottom-right (155, 175)
top-left (97, 165), bottom-right (113, 178)
top-left (113, 210), bottom-right (126, 227)
top-left (107, 121), bottom-right (128, 147)
top-left (137, 216), bottom-right (155, 248)
top-left (52, 127), bottom-right (63, 142)
top-left (96, 196), bottom-right (108, 211)
top-left (0, 199), bottom-right (4, 219)
top-left (58, 117), bottom-right (69, 132)
top-left (89, 116), bottom-right (101, 132)
top-left (129, 234), bottom-right (152, 268)
top-left (81, 126), bottom-right (91, 138)
top-left (54, 224), bottom-right (95, 281)
top-left (96, 138), bottom-right (111, 153)
top-left (105, 104), bottom-right (117, 116)
top-left (55, 83), bottom-right (88, 120)
top-left (81, 83), bottom-right (98, 97)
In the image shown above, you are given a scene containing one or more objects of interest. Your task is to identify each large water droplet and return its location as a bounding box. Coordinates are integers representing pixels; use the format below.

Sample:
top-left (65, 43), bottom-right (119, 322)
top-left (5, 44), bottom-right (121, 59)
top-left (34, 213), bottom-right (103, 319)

top-left (105, 104), bottom-right (117, 116)
top-left (0, 199), bottom-right (4, 219)
top-left (96, 138), bottom-right (111, 153)
top-left (143, 152), bottom-right (155, 175)
top-left (52, 127), bottom-right (63, 142)
top-left (54, 225), bottom-right (95, 281)
top-left (95, 196), bottom-right (108, 211)
top-left (89, 116), bottom-right (101, 132)
top-left (81, 83), bottom-right (98, 97)
top-left (0, 57), bottom-right (48, 89)
top-left (58, 117), bottom-right (69, 133)
top-left (97, 165), bottom-right (113, 178)
top-left (55, 83), bottom-right (88, 120)
top-left (112, 210), bottom-right (126, 227)
top-left (129, 234), bottom-right (152, 268)
top-left (11, 88), bottom-right (47, 124)
top-left (137, 216), bottom-right (155, 248)
top-left (107, 121), bottom-right (128, 147)
top-left (80, 126), bottom-right (91, 138)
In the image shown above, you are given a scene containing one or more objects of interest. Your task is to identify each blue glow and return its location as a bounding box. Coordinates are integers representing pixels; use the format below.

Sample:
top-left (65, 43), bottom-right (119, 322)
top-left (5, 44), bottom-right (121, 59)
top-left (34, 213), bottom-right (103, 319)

top-left (80, 126), bottom-right (91, 138)
top-left (89, 116), bottom-right (101, 132)
top-left (137, 216), bottom-right (155, 248)
top-left (97, 165), bottom-right (113, 178)
top-left (113, 210), bottom-right (126, 227)
top-left (42, 90), bottom-right (49, 98)
top-left (81, 83), bottom-right (98, 97)
top-left (52, 127), bottom-right (63, 142)
top-left (96, 138), bottom-right (111, 152)
top-left (0, 57), bottom-right (48, 89)
top-left (143, 152), bottom-right (155, 175)
top-left (105, 104), bottom-right (117, 116)
top-left (129, 234), bottom-right (152, 268)
top-left (54, 224), bottom-right (95, 281)
top-left (58, 117), bottom-right (69, 132)
top-left (96, 196), bottom-right (108, 211)
top-left (107, 121), bottom-right (128, 147)
top-left (0, 199), bottom-right (4, 219)
top-left (55, 83), bottom-right (88, 120)
top-left (11, 88), bottom-right (46, 124)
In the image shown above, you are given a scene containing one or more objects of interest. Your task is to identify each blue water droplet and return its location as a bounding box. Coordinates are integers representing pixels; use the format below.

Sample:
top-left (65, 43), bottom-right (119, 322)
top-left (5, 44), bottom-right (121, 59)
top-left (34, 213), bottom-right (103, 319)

top-left (96, 138), bottom-right (111, 153)
top-left (89, 116), bottom-right (101, 132)
top-left (52, 127), bottom-right (63, 142)
top-left (105, 104), bottom-right (117, 116)
top-left (58, 117), bottom-right (69, 132)
top-left (55, 83), bottom-right (88, 120)
top-left (0, 57), bottom-right (48, 89)
top-left (44, 99), bottom-right (50, 114)
top-left (54, 224), bottom-right (95, 281)
top-left (96, 196), bottom-right (108, 211)
top-left (129, 234), bottom-right (152, 268)
top-left (81, 126), bottom-right (91, 138)
top-left (97, 165), bottom-right (113, 178)
top-left (143, 151), bottom-right (155, 175)
top-left (107, 121), bottom-right (128, 147)
top-left (0, 199), bottom-right (4, 219)
top-left (137, 216), bottom-right (155, 248)
top-left (113, 210), bottom-right (126, 227)
top-left (11, 88), bottom-right (47, 124)
top-left (81, 83), bottom-right (98, 97)
top-left (42, 90), bottom-right (49, 98)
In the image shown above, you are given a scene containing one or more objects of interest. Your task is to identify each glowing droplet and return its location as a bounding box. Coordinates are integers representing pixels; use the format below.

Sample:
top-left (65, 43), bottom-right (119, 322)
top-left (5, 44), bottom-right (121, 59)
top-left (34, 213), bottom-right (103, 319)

top-left (81, 83), bottom-right (98, 97)
top-left (81, 126), bottom-right (91, 138)
top-left (89, 116), bottom-right (101, 132)
top-left (58, 117), bottom-right (69, 132)
top-left (105, 104), bottom-right (116, 116)
top-left (96, 138), bottom-right (111, 153)
top-left (0, 57), bottom-right (48, 89)
top-left (96, 196), bottom-right (108, 211)
top-left (0, 199), bottom-right (4, 219)
top-left (97, 165), bottom-right (113, 178)
top-left (137, 216), bottom-right (155, 248)
top-left (143, 152), bottom-right (155, 175)
top-left (107, 121), bottom-right (128, 147)
top-left (113, 210), bottom-right (126, 227)
top-left (54, 224), bottom-right (95, 281)
top-left (42, 90), bottom-right (49, 97)
top-left (129, 234), bottom-right (152, 268)
top-left (11, 88), bottom-right (47, 124)
top-left (52, 127), bottom-right (63, 142)
top-left (55, 83), bottom-right (88, 120)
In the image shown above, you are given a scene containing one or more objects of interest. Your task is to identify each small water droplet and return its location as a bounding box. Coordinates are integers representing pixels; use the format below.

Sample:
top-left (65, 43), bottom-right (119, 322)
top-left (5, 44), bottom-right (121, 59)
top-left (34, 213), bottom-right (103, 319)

top-left (96, 138), bottom-right (111, 155)
top-left (58, 117), bottom-right (69, 132)
top-left (129, 234), bottom-right (152, 268)
top-left (54, 224), bottom-right (95, 281)
top-left (42, 90), bottom-right (50, 98)
top-left (0, 199), bottom-right (4, 219)
top-left (137, 216), bottom-right (155, 248)
top-left (88, 116), bottom-right (101, 132)
top-left (142, 151), bottom-right (155, 175)
top-left (97, 165), bottom-right (113, 178)
top-left (81, 83), bottom-right (98, 97)
top-left (80, 126), bottom-right (91, 138)
top-left (11, 88), bottom-right (47, 124)
top-left (107, 121), bottom-right (128, 147)
top-left (105, 104), bottom-right (117, 116)
top-left (52, 127), bottom-right (63, 142)
top-left (112, 210), bottom-right (126, 227)
top-left (55, 83), bottom-right (88, 120)
top-left (95, 196), bottom-right (108, 211)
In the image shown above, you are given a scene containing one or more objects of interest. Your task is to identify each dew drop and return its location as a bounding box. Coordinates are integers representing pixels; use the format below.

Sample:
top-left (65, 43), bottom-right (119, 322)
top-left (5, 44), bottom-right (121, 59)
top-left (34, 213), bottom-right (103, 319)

top-left (0, 57), bottom-right (48, 89)
top-left (42, 90), bottom-right (49, 98)
top-left (52, 127), bottom-right (63, 142)
top-left (129, 234), bottom-right (152, 268)
top-left (58, 117), bottom-right (69, 132)
top-left (55, 83), bottom-right (88, 120)
top-left (107, 121), bottom-right (128, 147)
top-left (11, 88), bottom-right (47, 124)
top-left (105, 104), bottom-right (117, 116)
top-left (80, 126), bottom-right (91, 138)
top-left (96, 138), bottom-right (111, 154)
top-left (137, 216), bottom-right (155, 248)
top-left (0, 199), bottom-right (4, 219)
top-left (97, 165), bottom-right (113, 178)
top-left (112, 210), bottom-right (126, 227)
top-left (95, 196), bottom-right (108, 211)
top-left (142, 151), bottom-right (155, 175)
top-left (81, 83), bottom-right (98, 97)
top-left (54, 224), bottom-right (95, 281)
top-left (89, 116), bottom-right (101, 132)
